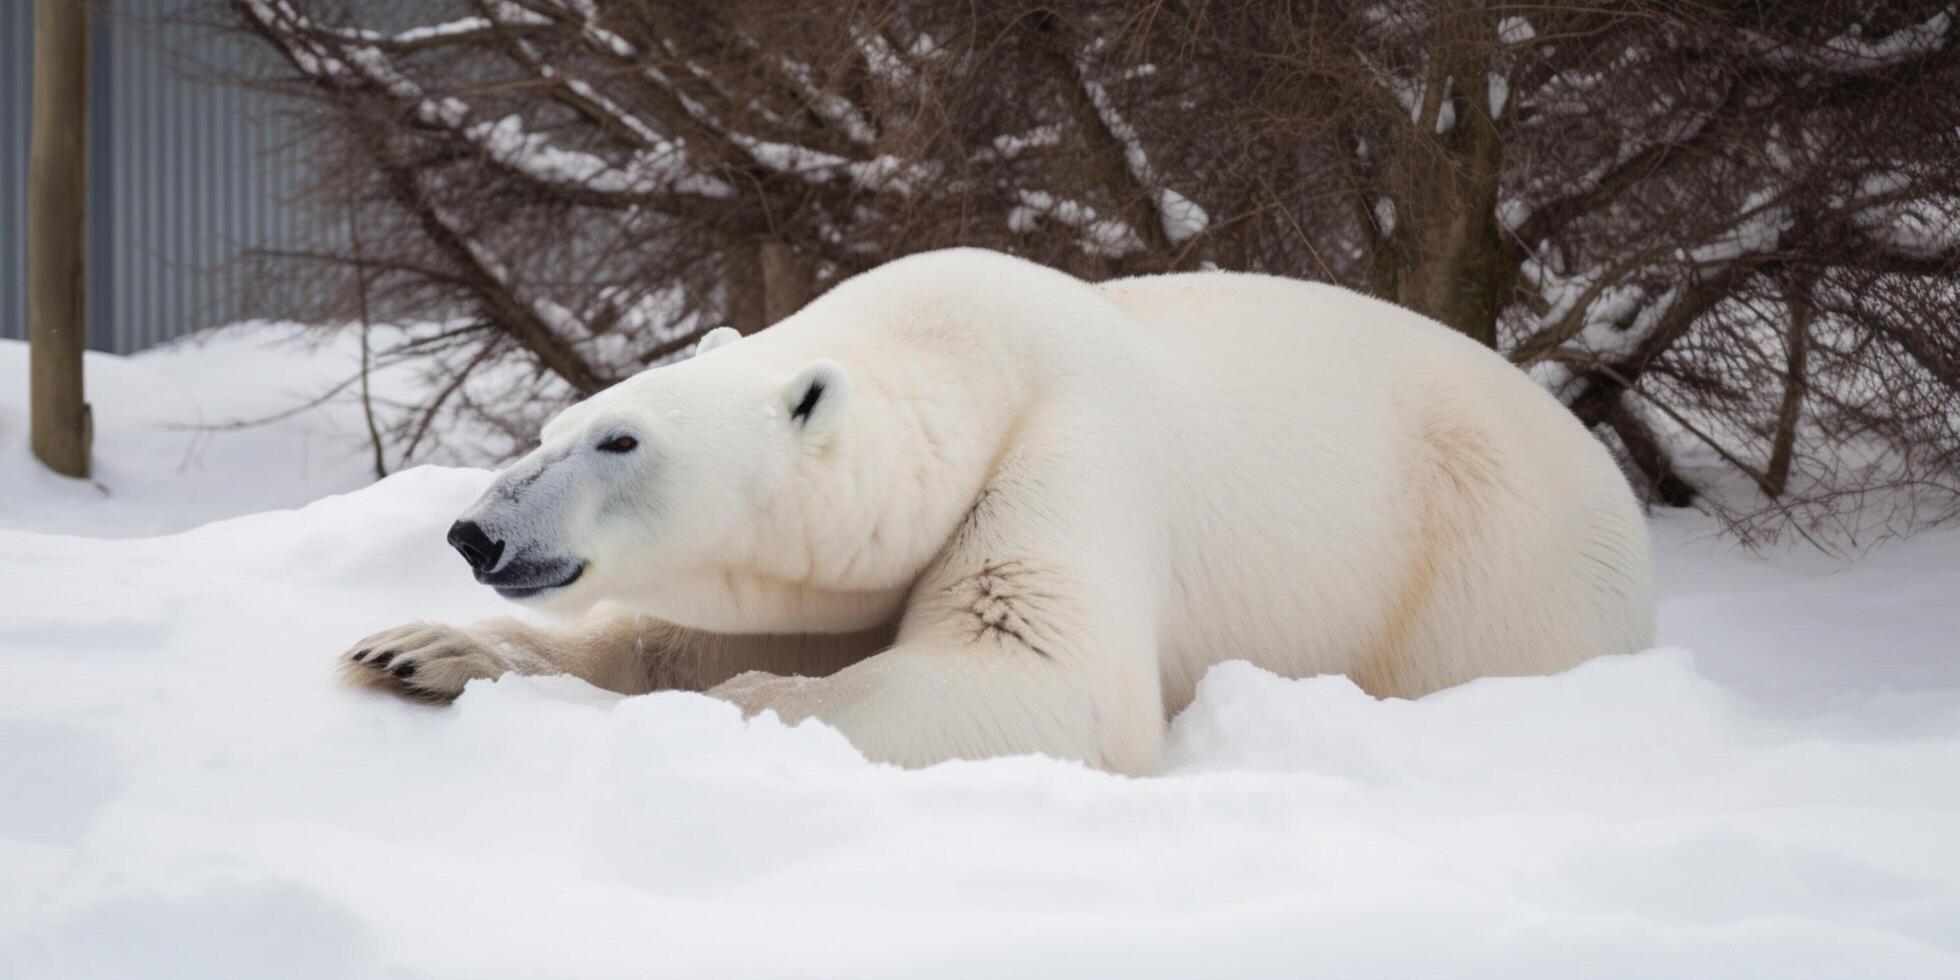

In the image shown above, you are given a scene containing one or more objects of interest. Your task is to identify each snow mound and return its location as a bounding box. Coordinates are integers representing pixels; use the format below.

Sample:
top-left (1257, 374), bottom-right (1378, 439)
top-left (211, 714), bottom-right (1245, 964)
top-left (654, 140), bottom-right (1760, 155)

top-left (0, 328), bottom-right (424, 538)
top-left (4, 330), bottom-right (1960, 977)
top-left (0, 464), bottom-right (1956, 978)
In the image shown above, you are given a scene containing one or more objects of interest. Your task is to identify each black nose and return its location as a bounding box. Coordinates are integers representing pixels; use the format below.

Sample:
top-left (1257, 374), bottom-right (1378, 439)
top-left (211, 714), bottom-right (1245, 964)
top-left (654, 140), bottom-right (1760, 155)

top-left (446, 520), bottom-right (505, 573)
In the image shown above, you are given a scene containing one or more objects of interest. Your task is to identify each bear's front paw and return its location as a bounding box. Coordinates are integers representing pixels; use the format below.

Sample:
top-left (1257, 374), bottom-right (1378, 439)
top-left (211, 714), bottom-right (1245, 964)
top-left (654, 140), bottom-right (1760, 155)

top-left (339, 623), bottom-right (515, 703)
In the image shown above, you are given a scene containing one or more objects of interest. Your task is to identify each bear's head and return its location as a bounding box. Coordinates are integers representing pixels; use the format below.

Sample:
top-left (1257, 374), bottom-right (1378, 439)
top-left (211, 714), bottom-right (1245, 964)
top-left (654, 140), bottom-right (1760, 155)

top-left (443, 324), bottom-right (858, 622)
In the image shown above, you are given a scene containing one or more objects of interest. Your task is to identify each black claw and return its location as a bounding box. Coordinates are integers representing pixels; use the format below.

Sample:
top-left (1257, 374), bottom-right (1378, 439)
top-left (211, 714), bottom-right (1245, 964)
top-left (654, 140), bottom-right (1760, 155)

top-left (371, 652), bottom-right (396, 669)
top-left (393, 661), bottom-right (418, 679)
top-left (352, 649), bottom-right (369, 662)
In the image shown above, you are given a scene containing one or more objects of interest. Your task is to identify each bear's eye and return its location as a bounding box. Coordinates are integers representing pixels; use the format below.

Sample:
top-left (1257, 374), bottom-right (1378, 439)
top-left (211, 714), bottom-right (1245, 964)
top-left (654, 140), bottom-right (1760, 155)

top-left (597, 435), bottom-right (639, 454)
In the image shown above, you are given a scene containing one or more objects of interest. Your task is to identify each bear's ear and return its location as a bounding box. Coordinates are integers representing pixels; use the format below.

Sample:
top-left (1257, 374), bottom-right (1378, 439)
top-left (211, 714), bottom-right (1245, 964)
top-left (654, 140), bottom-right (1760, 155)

top-left (782, 360), bottom-right (852, 437)
top-left (694, 325), bottom-right (741, 357)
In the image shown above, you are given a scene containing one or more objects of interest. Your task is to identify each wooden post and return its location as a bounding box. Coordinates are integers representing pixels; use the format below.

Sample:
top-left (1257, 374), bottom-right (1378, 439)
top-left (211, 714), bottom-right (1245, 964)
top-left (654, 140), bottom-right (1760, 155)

top-left (29, 0), bottom-right (93, 478)
top-left (758, 240), bottom-right (812, 325)
top-left (723, 238), bottom-right (816, 335)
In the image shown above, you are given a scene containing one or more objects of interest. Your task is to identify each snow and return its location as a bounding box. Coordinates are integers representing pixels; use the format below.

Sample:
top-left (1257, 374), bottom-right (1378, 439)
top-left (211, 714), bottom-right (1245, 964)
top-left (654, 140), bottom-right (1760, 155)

top-left (774, 55), bottom-right (878, 146)
top-left (468, 114), bottom-right (730, 199)
top-left (1861, 195), bottom-right (1960, 255)
top-left (1750, 11), bottom-right (1953, 72)
top-left (557, 3), bottom-right (636, 59)
top-left (1373, 196), bottom-right (1397, 236)
top-left (1078, 63), bottom-right (1210, 246)
top-left (0, 327), bottom-right (422, 538)
top-left (247, 3), bottom-right (732, 202)
top-left (1433, 82), bottom-right (1458, 134)
top-left (1008, 191), bottom-right (1146, 258)
top-left (981, 125), bottom-right (1064, 162)
top-left (856, 32), bottom-right (914, 87)
top-left (732, 135), bottom-right (937, 196)
top-left (1489, 72), bottom-right (1511, 119)
top-left (1682, 188), bottom-right (1792, 266)
top-left (391, 17), bottom-right (493, 45)
top-left (4, 331), bottom-right (1960, 978)
top-left (1498, 196), bottom-right (1532, 232)
top-left (1157, 188), bottom-right (1210, 245)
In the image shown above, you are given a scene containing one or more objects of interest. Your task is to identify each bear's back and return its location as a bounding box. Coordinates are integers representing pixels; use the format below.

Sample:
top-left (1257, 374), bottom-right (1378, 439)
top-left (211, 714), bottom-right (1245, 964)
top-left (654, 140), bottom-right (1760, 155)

top-left (1092, 270), bottom-right (1651, 706)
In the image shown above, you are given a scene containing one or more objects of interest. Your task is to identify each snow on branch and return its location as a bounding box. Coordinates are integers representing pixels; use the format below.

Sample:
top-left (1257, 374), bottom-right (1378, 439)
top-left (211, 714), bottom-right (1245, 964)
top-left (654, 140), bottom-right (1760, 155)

top-left (214, 0), bottom-right (1960, 534)
top-left (468, 115), bottom-right (729, 198)
top-left (238, 0), bottom-right (728, 203)
top-left (1746, 9), bottom-right (1954, 72)
top-left (972, 125), bottom-right (1064, 163)
top-left (769, 52), bottom-right (880, 146)
top-left (1008, 191), bottom-right (1144, 258)
top-left (1076, 54), bottom-right (1209, 247)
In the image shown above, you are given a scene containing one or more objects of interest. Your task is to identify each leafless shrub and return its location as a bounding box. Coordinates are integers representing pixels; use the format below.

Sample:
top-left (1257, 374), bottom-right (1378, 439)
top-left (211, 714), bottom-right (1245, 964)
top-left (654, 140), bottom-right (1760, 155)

top-left (202, 0), bottom-right (1960, 544)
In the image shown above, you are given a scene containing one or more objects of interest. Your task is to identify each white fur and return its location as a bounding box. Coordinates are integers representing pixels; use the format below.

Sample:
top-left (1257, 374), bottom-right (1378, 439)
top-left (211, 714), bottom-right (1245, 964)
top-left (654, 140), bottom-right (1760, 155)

top-left (694, 325), bottom-right (741, 356)
top-left (341, 248), bottom-right (1652, 774)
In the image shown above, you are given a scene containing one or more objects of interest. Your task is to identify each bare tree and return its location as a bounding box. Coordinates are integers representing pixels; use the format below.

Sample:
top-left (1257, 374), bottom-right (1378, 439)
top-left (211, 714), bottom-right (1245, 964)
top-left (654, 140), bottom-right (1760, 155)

top-left (1166, 1), bottom-right (1960, 539)
top-left (192, 0), bottom-right (1213, 461)
top-left (204, 0), bottom-right (1960, 541)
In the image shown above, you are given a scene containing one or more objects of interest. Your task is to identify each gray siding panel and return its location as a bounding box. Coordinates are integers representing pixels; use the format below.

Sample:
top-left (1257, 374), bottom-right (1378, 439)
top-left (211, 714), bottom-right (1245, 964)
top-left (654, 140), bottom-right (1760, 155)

top-left (2, 2), bottom-right (29, 350)
top-left (88, 17), bottom-right (114, 352)
top-left (1, 0), bottom-right (318, 354)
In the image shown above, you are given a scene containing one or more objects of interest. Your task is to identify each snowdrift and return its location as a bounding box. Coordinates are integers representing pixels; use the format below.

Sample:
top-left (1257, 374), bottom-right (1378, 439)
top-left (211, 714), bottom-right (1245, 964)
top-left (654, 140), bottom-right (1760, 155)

top-left (2, 335), bottom-right (1958, 978)
top-left (1, 465), bottom-right (1955, 978)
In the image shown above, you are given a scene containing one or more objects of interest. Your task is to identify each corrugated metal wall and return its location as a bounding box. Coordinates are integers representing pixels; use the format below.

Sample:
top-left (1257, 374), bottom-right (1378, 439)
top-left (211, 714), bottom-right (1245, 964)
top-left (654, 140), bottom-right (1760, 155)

top-left (2, 0), bottom-right (324, 354)
top-left (1, 3), bottom-right (34, 353)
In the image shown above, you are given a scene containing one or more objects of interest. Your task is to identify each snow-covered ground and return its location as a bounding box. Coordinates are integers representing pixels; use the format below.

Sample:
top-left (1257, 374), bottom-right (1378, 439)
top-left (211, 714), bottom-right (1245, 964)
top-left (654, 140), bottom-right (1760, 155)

top-left (0, 326), bottom-right (426, 538)
top-left (2, 332), bottom-right (1957, 979)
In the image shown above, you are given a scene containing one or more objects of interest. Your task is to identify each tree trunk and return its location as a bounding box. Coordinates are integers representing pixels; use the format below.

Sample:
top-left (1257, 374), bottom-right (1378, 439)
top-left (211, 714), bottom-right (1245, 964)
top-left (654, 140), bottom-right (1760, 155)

top-left (1366, 5), bottom-right (1509, 348)
top-left (723, 238), bottom-right (814, 334)
top-left (1601, 398), bottom-right (1698, 508)
top-left (1764, 270), bottom-right (1814, 498)
top-left (758, 240), bottom-right (813, 325)
top-left (28, 0), bottom-right (93, 479)
top-left (1387, 173), bottom-right (1506, 348)
top-left (722, 240), bottom-right (764, 335)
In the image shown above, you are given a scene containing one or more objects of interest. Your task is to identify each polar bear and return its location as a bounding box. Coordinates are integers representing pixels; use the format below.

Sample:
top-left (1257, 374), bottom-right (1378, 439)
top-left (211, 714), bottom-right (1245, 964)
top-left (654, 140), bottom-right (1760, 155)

top-left (341, 248), bottom-right (1652, 773)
